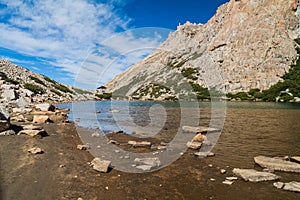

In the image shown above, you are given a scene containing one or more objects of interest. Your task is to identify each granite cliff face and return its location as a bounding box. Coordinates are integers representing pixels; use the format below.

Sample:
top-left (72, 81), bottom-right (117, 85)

top-left (105, 0), bottom-right (300, 100)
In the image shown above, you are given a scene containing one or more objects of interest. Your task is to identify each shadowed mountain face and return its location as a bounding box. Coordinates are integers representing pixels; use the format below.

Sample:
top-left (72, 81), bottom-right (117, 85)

top-left (105, 0), bottom-right (300, 100)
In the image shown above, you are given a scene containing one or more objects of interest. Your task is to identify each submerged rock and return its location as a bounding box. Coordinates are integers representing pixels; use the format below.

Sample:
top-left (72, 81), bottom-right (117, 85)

top-left (254, 156), bottom-right (300, 173)
top-left (187, 141), bottom-right (202, 150)
top-left (134, 157), bottom-right (161, 170)
top-left (274, 181), bottom-right (300, 193)
top-left (232, 168), bottom-right (280, 182)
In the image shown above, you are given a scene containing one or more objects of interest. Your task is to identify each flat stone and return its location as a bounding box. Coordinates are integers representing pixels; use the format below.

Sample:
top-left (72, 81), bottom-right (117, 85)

top-left (232, 168), bottom-right (280, 182)
top-left (22, 125), bottom-right (43, 130)
top-left (28, 147), bottom-right (43, 154)
top-left (291, 156), bottom-right (300, 163)
top-left (91, 158), bottom-right (111, 173)
top-left (222, 180), bottom-right (234, 185)
top-left (182, 126), bottom-right (220, 133)
top-left (226, 177), bottom-right (238, 181)
top-left (254, 156), bottom-right (300, 173)
top-left (274, 181), bottom-right (300, 193)
top-left (18, 129), bottom-right (48, 137)
top-left (136, 165), bottom-right (153, 171)
top-left (32, 115), bottom-right (52, 124)
top-left (134, 157), bottom-right (161, 169)
top-left (128, 141), bottom-right (151, 147)
top-left (187, 141), bottom-right (202, 149)
top-left (194, 151), bottom-right (215, 157)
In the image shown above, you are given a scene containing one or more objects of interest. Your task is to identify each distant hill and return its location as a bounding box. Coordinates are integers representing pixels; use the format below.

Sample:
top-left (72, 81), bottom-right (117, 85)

top-left (0, 59), bottom-right (95, 104)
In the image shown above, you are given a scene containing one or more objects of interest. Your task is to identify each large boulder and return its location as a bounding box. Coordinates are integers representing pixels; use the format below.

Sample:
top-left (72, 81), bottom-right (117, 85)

top-left (233, 168), bottom-right (280, 182)
top-left (32, 115), bottom-right (52, 123)
top-left (0, 105), bottom-right (10, 132)
top-left (35, 103), bottom-right (56, 112)
top-left (254, 156), bottom-right (300, 173)
top-left (1, 89), bottom-right (18, 101)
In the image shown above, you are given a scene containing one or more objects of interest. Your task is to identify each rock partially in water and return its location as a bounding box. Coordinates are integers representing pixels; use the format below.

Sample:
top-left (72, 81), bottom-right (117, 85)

top-left (182, 126), bottom-right (220, 133)
top-left (222, 180), bottom-right (234, 185)
top-left (192, 133), bottom-right (207, 142)
top-left (254, 156), bottom-right (300, 173)
top-left (0, 129), bottom-right (15, 136)
top-left (77, 144), bottom-right (90, 150)
top-left (194, 151), bottom-right (215, 157)
top-left (274, 181), bottom-right (300, 193)
top-left (91, 158), bottom-right (111, 173)
top-left (134, 157), bottom-right (161, 170)
top-left (187, 141), bottom-right (202, 150)
top-left (232, 168), bottom-right (280, 182)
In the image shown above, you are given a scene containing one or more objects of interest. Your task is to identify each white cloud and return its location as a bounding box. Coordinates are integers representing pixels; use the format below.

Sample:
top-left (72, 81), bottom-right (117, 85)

top-left (0, 0), bottom-right (168, 89)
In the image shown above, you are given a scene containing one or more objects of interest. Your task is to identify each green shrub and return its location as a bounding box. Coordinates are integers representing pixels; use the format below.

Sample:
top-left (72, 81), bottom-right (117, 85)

top-left (50, 89), bottom-right (62, 96)
top-left (181, 68), bottom-right (198, 80)
top-left (43, 76), bottom-right (57, 84)
top-left (29, 76), bottom-right (46, 86)
top-left (96, 93), bottom-right (112, 100)
top-left (164, 96), bottom-right (178, 101)
top-left (0, 72), bottom-right (19, 85)
top-left (53, 84), bottom-right (73, 93)
top-left (24, 83), bottom-right (45, 94)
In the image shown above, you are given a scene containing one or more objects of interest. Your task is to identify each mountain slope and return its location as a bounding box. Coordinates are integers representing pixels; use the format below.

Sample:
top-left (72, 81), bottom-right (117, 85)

top-left (0, 59), bottom-right (94, 103)
top-left (105, 0), bottom-right (300, 100)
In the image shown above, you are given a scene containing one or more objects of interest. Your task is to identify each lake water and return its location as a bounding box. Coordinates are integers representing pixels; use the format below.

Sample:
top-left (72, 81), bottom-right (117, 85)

top-left (57, 101), bottom-right (300, 199)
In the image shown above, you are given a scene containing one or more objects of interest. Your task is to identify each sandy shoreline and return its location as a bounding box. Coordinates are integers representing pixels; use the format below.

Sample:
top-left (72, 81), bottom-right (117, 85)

top-left (1, 106), bottom-right (300, 200)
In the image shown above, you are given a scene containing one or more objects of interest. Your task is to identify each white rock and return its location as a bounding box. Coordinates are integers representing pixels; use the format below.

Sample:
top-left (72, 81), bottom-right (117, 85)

top-left (226, 177), bottom-right (238, 181)
top-left (222, 180), bottom-right (234, 185)
top-left (254, 156), bottom-right (300, 173)
top-left (221, 169), bottom-right (227, 174)
top-left (35, 103), bottom-right (56, 112)
top-left (128, 141), bottom-right (151, 147)
top-left (1, 89), bottom-right (17, 100)
top-left (18, 129), bottom-right (47, 137)
top-left (232, 168), bottom-right (280, 182)
top-left (77, 145), bottom-right (89, 150)
top-left (0, 105), bottom-right (10, 132)
top-left (32, 115), bottom-right (52, 123)
top-left (28, 147), bottom-right (43, 154)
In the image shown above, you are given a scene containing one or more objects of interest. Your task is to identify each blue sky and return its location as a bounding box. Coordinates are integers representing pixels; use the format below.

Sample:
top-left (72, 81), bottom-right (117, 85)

top-left (0, 0), bottom-right (229, 89)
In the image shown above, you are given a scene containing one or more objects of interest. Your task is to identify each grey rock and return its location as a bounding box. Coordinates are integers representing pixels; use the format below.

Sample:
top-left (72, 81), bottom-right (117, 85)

top-left (128, 141), bottom-right (151, 147)
top-left (274, 181), bottom-right (300, 193)
top-left (0, 105), bottom-right (10, 132)
top-left (187, 141), bottom-right (202, 150)
top-left (1, 89), bottom-right (18, 100)
top-left (91, 158), bottom-right (111, 173)
top-left (35, 103), bottom-right (56, 112)
top-left (134, 157), bottom-right (161, 169)
top-left (182, 126), bottom-right (220, 133)
top-left (77, 145), bottom-right (90, 150)
top-left (232, 168), bottom-right (280, 182)
top-left (18, 129), bottom-right (47, 137)
top-left (0, 129), bottom-right (15, 136)
top-left (254, 156), bottom-right (300, 173)
top-left (136, 165), bottom-right (153, 171)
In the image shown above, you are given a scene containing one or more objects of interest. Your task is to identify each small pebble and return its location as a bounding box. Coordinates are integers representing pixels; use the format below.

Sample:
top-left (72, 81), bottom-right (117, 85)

top-left (220, 169), bottom-right (227, 174)
top-left (105, 186), bottom-right (109, 190)
top-left (208, 164), bottom-right (213, 168)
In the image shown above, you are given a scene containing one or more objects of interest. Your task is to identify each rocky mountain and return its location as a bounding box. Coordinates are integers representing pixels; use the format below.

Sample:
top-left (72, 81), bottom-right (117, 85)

top-left (105, 0), bottom-right (300, 101)
top-left (0, 59), bottom-right (95, 105)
